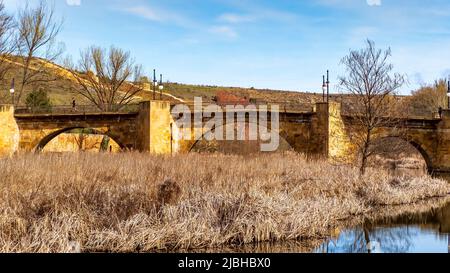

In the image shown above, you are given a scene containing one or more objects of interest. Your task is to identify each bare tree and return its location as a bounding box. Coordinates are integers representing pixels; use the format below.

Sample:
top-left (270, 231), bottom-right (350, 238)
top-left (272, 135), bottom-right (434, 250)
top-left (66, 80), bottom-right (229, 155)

top-left (69, 129), bottom-right (104, 151)
top-left (407, 79), bottom-right (447, 117)
top-left (339, 40), bottom-right (405, 175)
top-left (67, 46), bottom-right (144, 111)
top-left (14, 0), bottom-right (64, 106)
top-left (0, 1), bottom-right (16, 85)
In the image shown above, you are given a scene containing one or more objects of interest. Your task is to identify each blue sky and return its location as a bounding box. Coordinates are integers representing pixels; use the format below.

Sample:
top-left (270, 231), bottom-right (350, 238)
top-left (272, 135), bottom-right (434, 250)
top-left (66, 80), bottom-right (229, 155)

top-left (4, 0), bottom-right (450, 94)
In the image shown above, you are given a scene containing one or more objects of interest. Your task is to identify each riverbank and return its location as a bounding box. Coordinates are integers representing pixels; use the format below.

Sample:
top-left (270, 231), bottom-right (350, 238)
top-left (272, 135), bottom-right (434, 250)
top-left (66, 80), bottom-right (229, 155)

top-left (0, 152), bottom-right (448, 253)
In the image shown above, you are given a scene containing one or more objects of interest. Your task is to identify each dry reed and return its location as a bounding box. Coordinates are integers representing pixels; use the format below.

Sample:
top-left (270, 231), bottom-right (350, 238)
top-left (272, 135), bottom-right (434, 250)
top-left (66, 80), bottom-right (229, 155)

top-left (0, 152), bottom-right (448, 253)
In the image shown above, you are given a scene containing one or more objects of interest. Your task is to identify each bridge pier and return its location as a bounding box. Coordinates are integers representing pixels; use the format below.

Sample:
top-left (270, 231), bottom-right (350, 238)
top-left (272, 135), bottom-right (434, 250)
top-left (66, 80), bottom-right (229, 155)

top-left (0, 105), bottom-right (19, 156)
top-left (432, 109), bottom-right (450, 172)
top-left (309, 102), bottom-right (356, 162)
top-left (136, 101), bottom-right (172, 154)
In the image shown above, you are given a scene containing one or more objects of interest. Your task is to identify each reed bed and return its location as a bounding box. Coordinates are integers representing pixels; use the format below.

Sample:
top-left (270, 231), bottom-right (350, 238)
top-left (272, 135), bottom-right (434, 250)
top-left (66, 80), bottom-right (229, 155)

top-left (0, 152), bottom-right (448, 253)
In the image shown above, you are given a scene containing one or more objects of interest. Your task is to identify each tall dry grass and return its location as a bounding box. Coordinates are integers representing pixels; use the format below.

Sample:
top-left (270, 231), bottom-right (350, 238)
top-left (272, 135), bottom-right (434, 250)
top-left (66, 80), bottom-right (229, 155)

top-left (0, 152), bottom-right (448, 253)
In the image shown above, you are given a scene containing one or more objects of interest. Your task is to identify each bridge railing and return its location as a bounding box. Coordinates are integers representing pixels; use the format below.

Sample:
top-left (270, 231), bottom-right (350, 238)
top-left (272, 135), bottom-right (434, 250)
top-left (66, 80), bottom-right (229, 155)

top-left (0, 104), bottom-right (14, 112)
top-left (14, 104), bottom-right (141, 115)
top-left (341, 103), bottom-right (440, 120)
top-left (180, 101), bottom-right (315, 113)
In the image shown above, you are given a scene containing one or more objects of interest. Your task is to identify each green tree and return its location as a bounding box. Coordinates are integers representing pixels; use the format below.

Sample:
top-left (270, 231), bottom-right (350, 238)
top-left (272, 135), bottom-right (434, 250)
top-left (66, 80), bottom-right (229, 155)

top-left (25, 88), bottom-right (52, 112)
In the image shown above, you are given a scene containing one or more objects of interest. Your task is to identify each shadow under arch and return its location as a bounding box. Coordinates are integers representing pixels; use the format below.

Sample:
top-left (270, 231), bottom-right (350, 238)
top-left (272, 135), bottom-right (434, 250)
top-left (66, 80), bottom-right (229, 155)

top-left (375, 136), bottom-right (433, 173)
top-left (188, 122), bottom-right (293, 154)
top-left (408, 141), bottom-right (433, 173)
top-left (34, 126), bottom-right (126, 152)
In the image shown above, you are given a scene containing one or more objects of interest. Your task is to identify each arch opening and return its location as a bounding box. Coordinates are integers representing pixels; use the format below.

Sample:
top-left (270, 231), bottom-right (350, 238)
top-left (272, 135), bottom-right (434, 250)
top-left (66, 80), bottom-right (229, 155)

top-left (368, 136), bottom-right (432, 175)
top-left (188, 122), bottom-right (293, 155)
top-left (35, 127), bottom-right (124, 153)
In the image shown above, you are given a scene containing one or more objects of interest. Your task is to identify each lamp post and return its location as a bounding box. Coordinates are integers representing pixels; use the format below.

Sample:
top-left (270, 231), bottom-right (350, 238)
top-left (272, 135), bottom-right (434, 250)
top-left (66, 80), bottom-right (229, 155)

top-left (322, 75), bottom-right (326, 103)
top-left (322, 70), bottom-right (330, 158)
top-left (159, 74), bottom-right (164, 100)
top-left (447, 79), bottom-right (450, 109)
top-left (326, 70), bottom-right (330, 104)
top-left (9, 78), bottom-right (15, 106)
top-left (322, 71), bottom-right (330, 103)
top-left (152, 69), bottom-right (158, 100)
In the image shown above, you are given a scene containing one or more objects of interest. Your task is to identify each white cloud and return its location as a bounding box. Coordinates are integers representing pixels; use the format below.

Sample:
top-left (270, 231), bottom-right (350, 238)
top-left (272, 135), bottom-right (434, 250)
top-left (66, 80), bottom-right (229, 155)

top-left (66, 0), bottom-right (81, 6)
top-left (218, 8), bottom-right (297, 24)
top-left (366, 0), bottom-right (381, 6)
top-left (218, 13), bottom-right (256, 24)
top-left (209, 26), bottom-right (238, 39)
top-left (124, 5), bottom-right (195, 28)
top-left (126, 6), bottom-right (160, 21)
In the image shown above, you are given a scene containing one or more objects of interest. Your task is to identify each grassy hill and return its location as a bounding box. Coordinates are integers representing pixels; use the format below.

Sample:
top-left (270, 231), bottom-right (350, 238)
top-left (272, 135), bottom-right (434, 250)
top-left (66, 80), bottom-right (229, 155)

top-left (161, 82), bottom-right (326, 103)
top-left (0, 57), bottom-right (414, 115)
top-left (0, 57), bottom-right (87, 105)
top-left (0, 57), bottom-right (332, 107)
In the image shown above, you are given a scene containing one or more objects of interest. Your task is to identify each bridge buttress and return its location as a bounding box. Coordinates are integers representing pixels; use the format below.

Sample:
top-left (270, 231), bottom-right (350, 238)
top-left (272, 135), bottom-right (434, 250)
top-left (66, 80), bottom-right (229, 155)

top-left (136, 101), bottom-right (172, 154)
top-left (308, 102), bottom-right (356, 162)
top-left (433, 109), bottom-right (450, 172)
top-left (0, 105), bottom-right (19, 156)
top-left (309, 103), bottom-right (329, 158)
top-left (328, 102), bottom-right (357, 163)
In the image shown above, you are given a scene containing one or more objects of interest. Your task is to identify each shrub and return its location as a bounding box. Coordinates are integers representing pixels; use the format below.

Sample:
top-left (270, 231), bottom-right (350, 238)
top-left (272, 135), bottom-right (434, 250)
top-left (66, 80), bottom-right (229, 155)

top-left (25, 88), bottom-right (52, 112)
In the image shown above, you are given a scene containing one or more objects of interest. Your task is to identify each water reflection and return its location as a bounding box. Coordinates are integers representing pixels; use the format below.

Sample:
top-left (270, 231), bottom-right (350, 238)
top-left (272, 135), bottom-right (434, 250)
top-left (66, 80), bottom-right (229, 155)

top-left (316, 202), bottom-right (450, 253)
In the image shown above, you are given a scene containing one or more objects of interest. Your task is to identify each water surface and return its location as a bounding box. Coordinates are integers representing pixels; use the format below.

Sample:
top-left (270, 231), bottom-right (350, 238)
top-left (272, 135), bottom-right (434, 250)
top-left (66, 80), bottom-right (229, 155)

top-left (314, 171), bottom-right (450, 253)
top-left (314, 195), bottom-right (450, 253)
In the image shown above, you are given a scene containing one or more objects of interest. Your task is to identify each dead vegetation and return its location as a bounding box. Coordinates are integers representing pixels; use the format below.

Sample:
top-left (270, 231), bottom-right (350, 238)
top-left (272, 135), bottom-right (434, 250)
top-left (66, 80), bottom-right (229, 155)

top-left (0, 152), bottom-right (448, 253)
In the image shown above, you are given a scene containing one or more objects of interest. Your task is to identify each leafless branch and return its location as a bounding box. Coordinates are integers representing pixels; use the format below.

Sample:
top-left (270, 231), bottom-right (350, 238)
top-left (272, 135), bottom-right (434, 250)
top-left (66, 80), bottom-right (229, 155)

top-left (66, 45), bottom-right (144, 111)
top-left (0, 1), bottom-right (16, 84)
top-left (339, 39), bottom-right (405, 174)
top-left (14, 0), bottom-right (64, 106)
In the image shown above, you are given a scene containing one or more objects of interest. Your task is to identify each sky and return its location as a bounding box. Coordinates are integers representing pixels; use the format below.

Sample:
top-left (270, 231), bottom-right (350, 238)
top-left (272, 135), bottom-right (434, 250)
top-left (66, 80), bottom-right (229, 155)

top-left (4, 0), bottom-right (450, 95)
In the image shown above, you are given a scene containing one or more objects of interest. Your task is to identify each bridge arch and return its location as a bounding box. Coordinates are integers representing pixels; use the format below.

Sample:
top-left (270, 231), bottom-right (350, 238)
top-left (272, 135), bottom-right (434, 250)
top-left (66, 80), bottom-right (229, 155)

top-left (188, 122), bottom-right (294, 154)
top-left (372, 136), bottom-right (433, 173)
top-left (34, 127), bottom-right (126, 152)
top-left (408, 141), bottom-right (433, 171)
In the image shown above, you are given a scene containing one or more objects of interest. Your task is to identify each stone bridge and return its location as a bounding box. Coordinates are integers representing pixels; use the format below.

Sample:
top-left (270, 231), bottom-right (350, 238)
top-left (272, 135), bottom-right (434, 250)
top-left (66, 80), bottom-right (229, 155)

top-left (1, 100), bottom-right (450, 172)
top-left (0, 101), bottom-right (173, 154)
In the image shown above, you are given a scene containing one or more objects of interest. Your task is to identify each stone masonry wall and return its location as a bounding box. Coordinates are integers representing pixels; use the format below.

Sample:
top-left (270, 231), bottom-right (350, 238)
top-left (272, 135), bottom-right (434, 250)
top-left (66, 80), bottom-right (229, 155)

top-left (149, 101), bottom-right (172, 154)
top-left (328, 102), bottom-right (357, 163)
top-left (0, 105), bottom-right (19, 156)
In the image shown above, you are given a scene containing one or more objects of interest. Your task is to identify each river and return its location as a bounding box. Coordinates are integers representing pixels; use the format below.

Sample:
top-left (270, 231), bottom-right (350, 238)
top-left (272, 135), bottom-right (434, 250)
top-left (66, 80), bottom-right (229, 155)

top-left (315, 200), bottom-right (450, 253)
top-left (313, 171), bottom-right (450, 253)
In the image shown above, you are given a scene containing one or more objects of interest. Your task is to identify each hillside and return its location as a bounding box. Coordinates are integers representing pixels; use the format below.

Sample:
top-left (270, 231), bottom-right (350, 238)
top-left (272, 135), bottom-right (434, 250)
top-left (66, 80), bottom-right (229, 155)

top-left (0, 57), bottom-right (417, 116)
top-left (0, 57), bottom-right (337, 107)
top-left (160, 82), bottom-right (327, 104)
